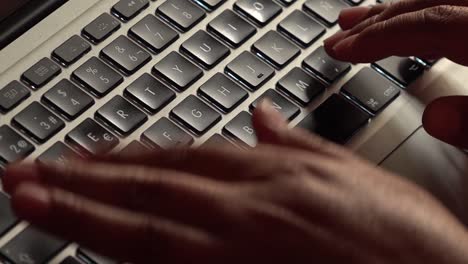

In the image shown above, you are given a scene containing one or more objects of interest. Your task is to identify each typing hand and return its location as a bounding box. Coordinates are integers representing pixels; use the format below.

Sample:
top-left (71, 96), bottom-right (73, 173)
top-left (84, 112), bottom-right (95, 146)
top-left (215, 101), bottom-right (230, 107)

top-left (4, 102), bottom-right (468, 263)
top-left (325, 1), bottom-right (468, 149)
top-left (324, 1), bottom-right (468, 65)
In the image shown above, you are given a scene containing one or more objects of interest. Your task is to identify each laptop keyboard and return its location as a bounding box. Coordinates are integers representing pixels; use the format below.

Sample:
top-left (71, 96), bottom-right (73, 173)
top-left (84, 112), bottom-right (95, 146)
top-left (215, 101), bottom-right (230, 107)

top-left (0, 0), bottom-right (435, 263)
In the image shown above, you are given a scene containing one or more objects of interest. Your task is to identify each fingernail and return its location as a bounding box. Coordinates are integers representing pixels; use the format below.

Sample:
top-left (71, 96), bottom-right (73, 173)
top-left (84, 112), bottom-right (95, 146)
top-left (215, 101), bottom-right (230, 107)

top-left (258, 99), bottom-right (287, 128)
top-left (324, 30), bottom-right (349, 48)
top-left (332, 34), bottom-right (358, 58)
top-left (3, 164), bottom-right (40, 194)
top-left (12, 183), bottom-right (51, 223)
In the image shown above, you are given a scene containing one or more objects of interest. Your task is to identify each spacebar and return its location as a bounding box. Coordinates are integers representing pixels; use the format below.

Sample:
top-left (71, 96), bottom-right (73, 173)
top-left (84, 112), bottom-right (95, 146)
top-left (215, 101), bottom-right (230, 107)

top-left (0, 226), bottom-right (67, 263)
top-left (297, 94), bottom-right (370, 145)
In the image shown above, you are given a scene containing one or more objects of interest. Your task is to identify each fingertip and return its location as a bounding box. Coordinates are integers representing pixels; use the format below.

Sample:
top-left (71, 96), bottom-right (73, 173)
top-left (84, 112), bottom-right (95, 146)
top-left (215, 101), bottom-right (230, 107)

top-left (339, 6), bottom-right (372, 30)
top-left (423, 97), bottom-right (468, 148)
top-left (11, 183), bottom-right (51, 224)
top-left (253, 99), bottom-right (287, 143)
top-left (331, 34), bottom-right (359, 61)
top-left (3, 163), bottom-right (41, 195)
top-left (324, 30), bottom-right (349, 51)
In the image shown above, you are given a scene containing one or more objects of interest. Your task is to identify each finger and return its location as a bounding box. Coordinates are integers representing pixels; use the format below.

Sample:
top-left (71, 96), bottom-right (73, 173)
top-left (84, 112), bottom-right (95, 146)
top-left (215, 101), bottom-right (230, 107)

top-left (338, 5), bottom-right (386, 30)
top-left (11, 183), bottom-right (218, 263)
top-left (329, 6), bottom-right (468, 64)
top-left (423, 96), bottom-right (468, 149)
top-left (88, 144), bottom-right (295, 182)
top-left (252, 99), bottom-right (347, 157)
top-left (346, 0), bottom-right (468, 37)
top-left (4, 161), bottom-right (236, 230)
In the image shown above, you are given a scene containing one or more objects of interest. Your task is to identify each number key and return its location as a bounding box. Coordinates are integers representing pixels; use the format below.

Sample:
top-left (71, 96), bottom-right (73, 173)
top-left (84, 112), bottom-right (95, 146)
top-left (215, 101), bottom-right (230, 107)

top-left (0, 126), bottom-right (34, 164)
top-left (129, 15), bottom-right (179, 54)
top-left (234, 0), bottom-right (282, 26)
top-left (12, 102), bottom-right (65, 143)
top-left (72, 57), bottom-right (123, 97)
top-left (42, 79), bottom-right (94, 120)
top-left (156, 0), bottom-right (206, 32)
top-left (101, 36), bottom-right (151, 75)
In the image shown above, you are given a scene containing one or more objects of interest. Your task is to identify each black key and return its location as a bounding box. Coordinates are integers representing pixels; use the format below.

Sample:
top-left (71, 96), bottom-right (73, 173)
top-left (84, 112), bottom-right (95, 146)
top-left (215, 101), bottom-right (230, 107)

top-left (277, 67), bottom-right (326, 105)
top-left (278, 10), bottom-right (326, 47)
top-left (171, 95), bottom-right (221, 134)
top-left (347, 0), bottom-right (364, 4)
top-left (66, 118), bottom-right (119, 155)
top-left (278, 0), bottom-right (296, 6)
top-left (129, 15), bottom-right (179, 54)
top-left (152, 52), bottom-right (203, 90)
top-left (72, 57), bottom-right (123, 97)
top-left (297, 94), bottom-right (370, 144)
top-left (180, 30), bottom-right (230, 69)
top-left (225, 51), bottom-right (275, 90)
top-left (142, 118), bottom-right (194, 149)
top-left (36, 142), bottom-right (81, 166)
top-left (124, 73), bottom-right (175, 114)
top-left (101, 36), bottom-right (151, 75)
top-left (303, 46), bottom-right (351, 83)
top-left (0, 193), bottom-right (16, 236)
top-left (198, 73), bottom-right (248, 112)
top-left (42, 79), bottom-right (94, 120)
top-left (12, 102), bottom-right (65, 143)
top-left (0, 126), bottom-right (34, 164)
top-left (0, 81), bottom-right (30, 113)
top-left (223, 111), bottom-right (257, 148)
top-left (78, 248), bottom-right (116, 264)
top-left (61, 256), bottom-right (84, 264)
top-left (120, 140), bottom-right (147, 154)
top-left (21, 58), bottom-right (61, 90)
top-left (341, 68), bottom-right (400, 114)
top-left (96, 95), bottom-right (148, 136)
top-left (207, 10), bottom-right (256, 48)
top-left (82, 13), bottom-right (121, 44)
top-left (304, 0), bottom-right (350, 26)
top-left (112, 0), bottom-right (149, 21)
top-left (195, 0), bottom-right (226, 11)
top-left (156, 0), bottom-right (206, 32)
top-left (201, 134), bottom-right (232, 148)
top-left (251, 89), bottom-right (300, 121)
top-left (373, 56), bottom-right (424, 87)
top-left (234, 0), bottom-right (282, 26)
top-left (0, 227), bottom-right (67, 264)
top-left (52, 35), bottom-right (91, 67)
top-left (252, 30), bottom-right (300, 69)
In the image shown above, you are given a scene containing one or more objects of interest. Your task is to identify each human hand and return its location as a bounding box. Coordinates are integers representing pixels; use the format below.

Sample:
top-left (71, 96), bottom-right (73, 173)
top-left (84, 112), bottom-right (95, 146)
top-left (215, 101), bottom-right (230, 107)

top-left (4, 102), bottom-right (468, 264)
top-left (324, 0), bottom-right (468, 65)
top-left (324, 1), bottom-right (468, 149)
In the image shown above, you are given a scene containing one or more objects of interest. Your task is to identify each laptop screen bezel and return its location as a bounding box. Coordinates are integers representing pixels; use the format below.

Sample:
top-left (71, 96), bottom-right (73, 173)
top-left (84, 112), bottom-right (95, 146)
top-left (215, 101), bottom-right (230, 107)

top-left (0, 0), bottom-right (68, 50)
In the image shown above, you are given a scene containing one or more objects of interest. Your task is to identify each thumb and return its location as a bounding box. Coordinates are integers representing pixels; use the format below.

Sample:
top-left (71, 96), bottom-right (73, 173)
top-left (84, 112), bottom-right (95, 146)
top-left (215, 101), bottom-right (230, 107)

top-left (423, 96), bottom-right (468, 149)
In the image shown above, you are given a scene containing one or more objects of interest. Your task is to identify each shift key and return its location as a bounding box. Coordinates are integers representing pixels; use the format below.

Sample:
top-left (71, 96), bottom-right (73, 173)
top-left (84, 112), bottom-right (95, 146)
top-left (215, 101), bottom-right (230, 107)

top-left (341, 68), bottom-right (400, 115)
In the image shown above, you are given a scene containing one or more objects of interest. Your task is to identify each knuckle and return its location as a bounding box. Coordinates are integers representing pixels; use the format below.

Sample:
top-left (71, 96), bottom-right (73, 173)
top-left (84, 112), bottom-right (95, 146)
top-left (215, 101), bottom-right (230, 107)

top-left (422, 6), bottom-right (458, 27)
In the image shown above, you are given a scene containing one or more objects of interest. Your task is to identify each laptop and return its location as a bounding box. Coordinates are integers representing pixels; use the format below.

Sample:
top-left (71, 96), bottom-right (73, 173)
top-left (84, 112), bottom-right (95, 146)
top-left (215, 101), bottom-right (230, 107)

top-left (1, 0), bottom-right (468, 263)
